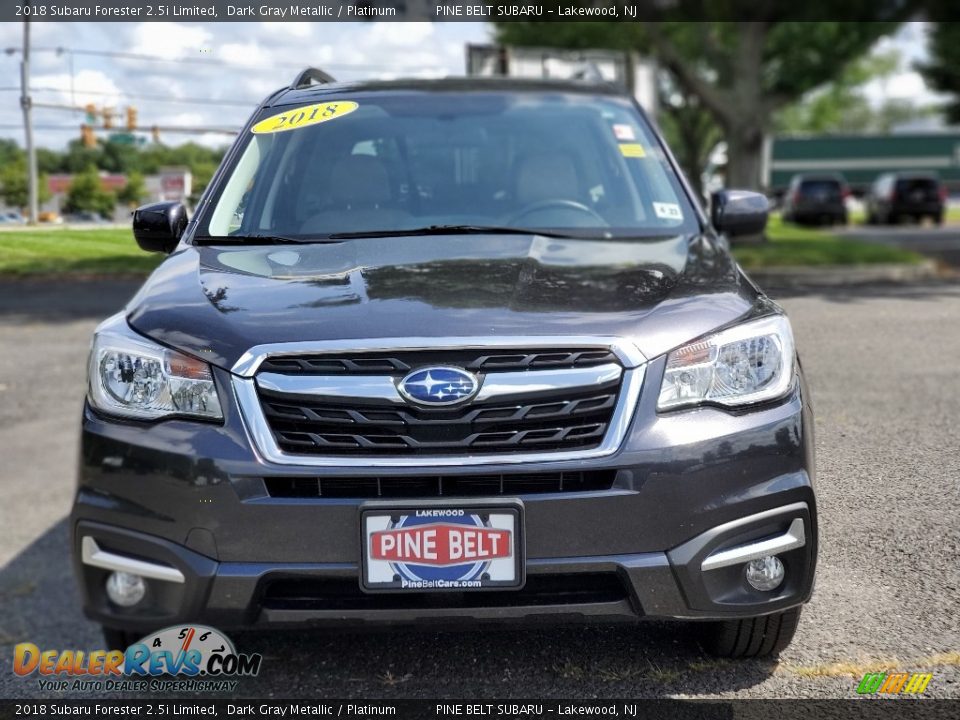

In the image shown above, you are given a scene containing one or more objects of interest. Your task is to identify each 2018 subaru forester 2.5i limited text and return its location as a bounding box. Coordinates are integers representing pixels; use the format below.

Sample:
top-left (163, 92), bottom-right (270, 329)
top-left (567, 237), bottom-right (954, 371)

top-left (73, 71), bottom-right (816, 658)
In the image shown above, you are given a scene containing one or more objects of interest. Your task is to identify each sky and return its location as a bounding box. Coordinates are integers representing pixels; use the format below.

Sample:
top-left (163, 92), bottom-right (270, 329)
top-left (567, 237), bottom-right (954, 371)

top-left (0, 21), bottom-right (492, 150)
top-left (0, 20), bottom-right (942, 152)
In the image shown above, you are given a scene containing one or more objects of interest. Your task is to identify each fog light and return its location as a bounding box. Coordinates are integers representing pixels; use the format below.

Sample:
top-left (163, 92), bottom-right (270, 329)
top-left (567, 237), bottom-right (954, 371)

top-left (745, 556), bottom-right (785, 591)
top-left (105, 571), bottom-right (146, 607)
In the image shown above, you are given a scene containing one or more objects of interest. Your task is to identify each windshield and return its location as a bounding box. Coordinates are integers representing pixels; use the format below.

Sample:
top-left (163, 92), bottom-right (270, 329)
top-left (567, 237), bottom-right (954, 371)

top-left (199, 90), bottom-right (698, 241)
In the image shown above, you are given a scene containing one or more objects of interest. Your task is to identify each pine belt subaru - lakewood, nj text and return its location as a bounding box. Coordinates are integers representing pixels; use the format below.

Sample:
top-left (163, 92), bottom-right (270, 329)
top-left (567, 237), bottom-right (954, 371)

top-left (72, 69), bottom-right (817, 658)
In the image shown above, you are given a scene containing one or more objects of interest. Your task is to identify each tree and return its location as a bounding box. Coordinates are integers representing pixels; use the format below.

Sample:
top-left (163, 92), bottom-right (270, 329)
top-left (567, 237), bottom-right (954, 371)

top-left (775, 49), bottom-right (935, 134)
top-left (63, 166), bottom-right (116, 218)
top-left (188, 160), bottom-right (218, 206)
top-left (498, 13), bottom-right (912, 189)
top-left (117, 171), bottom-right (147, 207)
top-left (656, 73), bottom-right (721, 198)
top-left (0, 139), bottom-right (23, 168)
top-left (917, 21), bottom-right (960, 124)
top-left (0, 159), bottom-right (51, 210)
top-left (101, 139), bottom-right (143, 174)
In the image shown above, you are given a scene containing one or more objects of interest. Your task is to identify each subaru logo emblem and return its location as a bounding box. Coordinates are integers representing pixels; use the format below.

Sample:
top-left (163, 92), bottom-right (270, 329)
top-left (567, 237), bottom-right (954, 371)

top-left (398, 366), bottom-right (480, 406)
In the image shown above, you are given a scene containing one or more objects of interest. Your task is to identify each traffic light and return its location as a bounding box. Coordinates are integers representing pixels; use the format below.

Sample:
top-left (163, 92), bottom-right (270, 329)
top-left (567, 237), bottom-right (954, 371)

top-left (84, 103), bottom-right (97, 124)
top-left (80, 124), bottom-right (96, 148)
top-left (151, 125), bottom-right (160, 144)
top-left (102, 107), bottom-right (113, 129)
top-left (126, 106), bottom-right (137, 131)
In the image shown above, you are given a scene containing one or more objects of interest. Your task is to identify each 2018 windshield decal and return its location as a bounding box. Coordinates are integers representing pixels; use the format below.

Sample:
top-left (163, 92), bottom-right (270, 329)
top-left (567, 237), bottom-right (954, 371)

top-left (251, 102), bottom-right (359, 134)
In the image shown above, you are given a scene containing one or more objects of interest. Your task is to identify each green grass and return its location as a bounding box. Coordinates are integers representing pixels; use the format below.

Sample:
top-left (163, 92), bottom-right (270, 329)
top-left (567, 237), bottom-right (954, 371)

top-left (734, 215), bottom-right (925, 269)
top-left (0, 227), bottom-right (162, 276)
top-left (0, 220), bottom-right (928, 277)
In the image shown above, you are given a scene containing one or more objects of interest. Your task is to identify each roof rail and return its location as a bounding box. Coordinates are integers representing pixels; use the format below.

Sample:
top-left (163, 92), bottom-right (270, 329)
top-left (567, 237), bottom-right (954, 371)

top-left (569, 63), bottom-right (605, 84)
top-left (291, 67), bottom-right (337, 89)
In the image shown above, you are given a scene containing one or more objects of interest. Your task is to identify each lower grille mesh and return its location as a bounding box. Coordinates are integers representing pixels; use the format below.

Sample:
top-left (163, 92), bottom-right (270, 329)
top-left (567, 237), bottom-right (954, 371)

top-left (263, 470), bottom-right (617, 498)
top-left (261, 573), bottom-right (629, 610)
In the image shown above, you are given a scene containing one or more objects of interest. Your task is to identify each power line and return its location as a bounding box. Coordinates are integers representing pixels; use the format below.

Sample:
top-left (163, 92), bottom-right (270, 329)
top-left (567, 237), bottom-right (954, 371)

top-left (16, 86), bottom-right (259, 107)
top-left (0, 124), bottom-right (235, 136)
top-left (0, 124), bottom-right (98, 130)
top-left (2, 45), bottom-right (414, 72)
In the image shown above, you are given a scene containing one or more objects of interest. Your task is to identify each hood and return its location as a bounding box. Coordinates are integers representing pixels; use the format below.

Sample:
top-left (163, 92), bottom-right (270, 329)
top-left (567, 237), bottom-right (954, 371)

top-left (126, 233), bottom-right (762, 371)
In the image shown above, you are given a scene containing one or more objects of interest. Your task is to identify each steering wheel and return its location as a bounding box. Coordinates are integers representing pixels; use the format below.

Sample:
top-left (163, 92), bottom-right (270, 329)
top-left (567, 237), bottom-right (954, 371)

top-left (505, 199), bottom-right (609, 227)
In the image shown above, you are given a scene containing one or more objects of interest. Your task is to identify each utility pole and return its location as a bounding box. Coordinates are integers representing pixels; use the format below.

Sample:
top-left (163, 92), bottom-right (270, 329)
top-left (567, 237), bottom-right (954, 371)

top-left (20, 20), bottom-right (39, 224)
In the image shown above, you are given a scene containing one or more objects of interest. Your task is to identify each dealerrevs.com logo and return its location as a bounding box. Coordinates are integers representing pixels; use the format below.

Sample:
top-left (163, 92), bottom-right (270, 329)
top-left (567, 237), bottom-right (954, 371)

top-left (13, 625), bottom-right (262, 693)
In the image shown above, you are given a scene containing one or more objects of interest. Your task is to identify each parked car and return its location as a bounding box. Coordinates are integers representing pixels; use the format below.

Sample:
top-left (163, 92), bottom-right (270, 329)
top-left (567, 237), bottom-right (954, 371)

top-left (37, 211), bottom-right (62, 224)
top-left (866, 172), bottom-right (946, 225)
top-left (63, 210), bottom-right (110, 224)
top-left (781, 174), bottom-right (849, 226)
top-left (73, 71), bottom-right (817, 659)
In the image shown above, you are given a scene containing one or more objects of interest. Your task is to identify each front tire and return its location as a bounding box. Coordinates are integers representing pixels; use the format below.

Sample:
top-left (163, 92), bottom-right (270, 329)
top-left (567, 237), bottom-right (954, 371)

top-left (698, 607), bottom-right (802, 658)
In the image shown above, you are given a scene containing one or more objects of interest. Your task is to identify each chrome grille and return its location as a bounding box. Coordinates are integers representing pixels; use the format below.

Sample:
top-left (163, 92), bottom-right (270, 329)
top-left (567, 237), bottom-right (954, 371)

top-left (252, 348), bottom-right (623, 456)
top-left (256, 372), bottom-right (620, 456)
top-left (231, 336), bottom-right (646, 467)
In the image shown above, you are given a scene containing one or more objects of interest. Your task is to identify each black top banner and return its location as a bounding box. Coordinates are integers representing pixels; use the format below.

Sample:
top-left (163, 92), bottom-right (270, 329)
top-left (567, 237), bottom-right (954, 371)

top-left (2, 0), bottom-right (954, 23)
top-left (1, 700), bottom-right (960, 720)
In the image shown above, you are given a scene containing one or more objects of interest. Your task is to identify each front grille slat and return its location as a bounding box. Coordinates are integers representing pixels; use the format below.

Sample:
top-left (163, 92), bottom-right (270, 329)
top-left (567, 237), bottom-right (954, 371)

top-left (263, 470), bottom-right (616, 499)
top-left (261, 393), bottom-right (616, 428)
top-left (256, 347), bottom-right (622, 458)
top-left (259, 348), bottom-right (618, 375)
top-left (258, 387), bottom-right (619, 456)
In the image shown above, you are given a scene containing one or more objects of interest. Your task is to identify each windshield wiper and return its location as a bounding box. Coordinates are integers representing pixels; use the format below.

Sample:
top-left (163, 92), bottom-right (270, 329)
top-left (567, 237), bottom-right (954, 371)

top-left (193, 234), bottom-right (343, 246)
top-left (327, 225), bottom-right (592, 240)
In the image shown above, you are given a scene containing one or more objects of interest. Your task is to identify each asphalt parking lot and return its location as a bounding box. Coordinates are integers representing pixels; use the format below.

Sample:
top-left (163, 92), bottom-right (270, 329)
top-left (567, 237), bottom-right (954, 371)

top-left (838, 223), bottom-right (960, 268)
top-left (1, 277), bottom-right (958, 700)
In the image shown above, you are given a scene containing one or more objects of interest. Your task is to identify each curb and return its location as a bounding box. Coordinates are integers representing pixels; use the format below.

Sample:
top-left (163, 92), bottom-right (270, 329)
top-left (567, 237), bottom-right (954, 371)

top-left (746, 260), bottom-right (939, 288)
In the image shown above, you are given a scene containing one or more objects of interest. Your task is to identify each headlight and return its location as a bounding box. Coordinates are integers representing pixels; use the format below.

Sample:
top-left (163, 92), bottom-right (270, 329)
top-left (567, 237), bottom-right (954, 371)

top-left (88, 316), bottom-right (222, 421)
top-left (658, 314), bottom-right (795, 411)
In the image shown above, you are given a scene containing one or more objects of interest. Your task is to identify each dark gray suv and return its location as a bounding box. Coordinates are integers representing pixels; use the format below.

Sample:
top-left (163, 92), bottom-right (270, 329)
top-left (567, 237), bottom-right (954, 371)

top-left (73, 71), bottom-right (817, 659)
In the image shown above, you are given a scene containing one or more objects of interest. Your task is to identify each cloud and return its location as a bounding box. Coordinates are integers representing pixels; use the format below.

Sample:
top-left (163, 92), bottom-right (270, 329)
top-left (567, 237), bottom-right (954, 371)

top-left (217, 42), bottom-right (274, 67)
top-left (0, 21), bottom-right (489, 149)
top-left (368, 21), bottom-right (435, 48)
top-left (31, 68), bottom-right (123, 107)
top-left (126, 22), bottom-right (213, 60)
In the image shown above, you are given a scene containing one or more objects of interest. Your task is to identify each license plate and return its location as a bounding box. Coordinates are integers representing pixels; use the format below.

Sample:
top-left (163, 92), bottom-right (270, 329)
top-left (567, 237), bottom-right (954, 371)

top-left (360, 502), bottom-right (524, 592)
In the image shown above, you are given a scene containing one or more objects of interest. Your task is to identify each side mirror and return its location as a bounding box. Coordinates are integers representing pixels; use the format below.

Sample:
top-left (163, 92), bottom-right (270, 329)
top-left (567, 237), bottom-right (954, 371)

top-left (132, 201), bottom-right (187, 254)
top-left (710, 190), bottom-right (769, 238)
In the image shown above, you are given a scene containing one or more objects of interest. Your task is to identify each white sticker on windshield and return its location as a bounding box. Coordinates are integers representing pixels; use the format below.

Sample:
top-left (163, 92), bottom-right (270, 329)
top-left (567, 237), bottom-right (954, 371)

top-left (612, 124), bottom-right (635, 141)
top-left (653, 202), bottom-right (683, 221)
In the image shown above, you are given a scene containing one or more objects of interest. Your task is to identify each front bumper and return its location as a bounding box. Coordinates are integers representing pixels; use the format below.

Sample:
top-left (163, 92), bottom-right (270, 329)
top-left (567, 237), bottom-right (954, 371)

top-left (71, 362), bottom-right (817, 631)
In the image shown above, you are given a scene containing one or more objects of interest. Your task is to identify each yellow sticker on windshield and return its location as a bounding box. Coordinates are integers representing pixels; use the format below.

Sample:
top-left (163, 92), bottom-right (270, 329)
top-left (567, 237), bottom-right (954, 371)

top-left (251, 101), bottom-right (359, 134)
top-left (619, 143), bottom-right (646, 158)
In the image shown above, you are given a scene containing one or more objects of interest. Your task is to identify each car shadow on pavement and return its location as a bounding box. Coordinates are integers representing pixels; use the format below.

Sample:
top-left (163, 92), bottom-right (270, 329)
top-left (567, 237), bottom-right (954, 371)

top-left (0, 518), bottom-right (778, 699)
top-left (0, 280), bottom-right (141, 324)
top-left (0, 518), bottom-right (105, 693)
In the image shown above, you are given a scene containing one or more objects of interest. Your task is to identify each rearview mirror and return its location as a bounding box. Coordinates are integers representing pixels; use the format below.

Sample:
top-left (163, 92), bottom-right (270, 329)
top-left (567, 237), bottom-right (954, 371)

top-left (132, 201), bottom-right (188, 254)
top-left (710, 190), bottom-right (769, 238)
